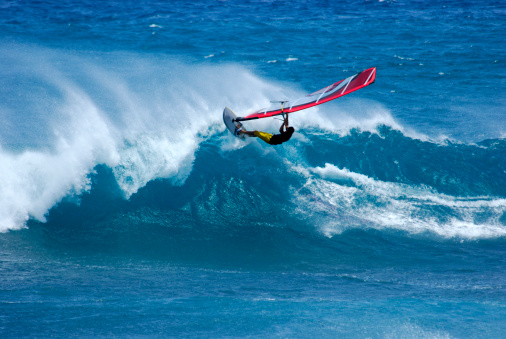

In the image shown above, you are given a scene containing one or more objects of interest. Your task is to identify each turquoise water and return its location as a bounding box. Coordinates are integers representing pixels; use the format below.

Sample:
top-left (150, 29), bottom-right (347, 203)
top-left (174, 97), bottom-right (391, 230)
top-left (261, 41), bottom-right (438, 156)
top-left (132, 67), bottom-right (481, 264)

top-left (1, 0), bottom-right (505, 337)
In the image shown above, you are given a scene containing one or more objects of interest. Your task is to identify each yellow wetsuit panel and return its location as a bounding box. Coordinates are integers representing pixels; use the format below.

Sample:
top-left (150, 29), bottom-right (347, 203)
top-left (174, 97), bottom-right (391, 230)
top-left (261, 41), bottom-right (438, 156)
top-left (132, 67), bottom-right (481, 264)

top-left (254, 131), bottom-right (273, 144)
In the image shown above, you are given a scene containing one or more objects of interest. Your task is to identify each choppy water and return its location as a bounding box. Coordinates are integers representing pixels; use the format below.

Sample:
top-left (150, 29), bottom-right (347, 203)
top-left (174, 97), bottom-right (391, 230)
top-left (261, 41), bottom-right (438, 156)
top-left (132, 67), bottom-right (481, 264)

top-left (1, 0), bottom-right (505, 337)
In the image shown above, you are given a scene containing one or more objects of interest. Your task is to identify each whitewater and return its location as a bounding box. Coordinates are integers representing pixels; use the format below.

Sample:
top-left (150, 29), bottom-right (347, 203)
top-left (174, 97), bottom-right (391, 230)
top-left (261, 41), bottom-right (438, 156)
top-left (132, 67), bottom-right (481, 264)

top-left (1, 0), bottom-right (505, 337)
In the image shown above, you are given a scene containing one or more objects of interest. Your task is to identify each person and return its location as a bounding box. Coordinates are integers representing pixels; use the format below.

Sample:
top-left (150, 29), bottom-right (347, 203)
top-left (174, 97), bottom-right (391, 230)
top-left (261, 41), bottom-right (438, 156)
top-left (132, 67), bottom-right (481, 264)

top-left (237, 113), bottom-right (295, 145)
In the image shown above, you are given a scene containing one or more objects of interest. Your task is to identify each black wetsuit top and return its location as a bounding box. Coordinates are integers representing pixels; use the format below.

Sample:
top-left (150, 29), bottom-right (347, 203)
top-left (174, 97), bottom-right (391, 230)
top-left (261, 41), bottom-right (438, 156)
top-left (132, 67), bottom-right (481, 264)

top-left (269, 129), bottom-right (294, 145)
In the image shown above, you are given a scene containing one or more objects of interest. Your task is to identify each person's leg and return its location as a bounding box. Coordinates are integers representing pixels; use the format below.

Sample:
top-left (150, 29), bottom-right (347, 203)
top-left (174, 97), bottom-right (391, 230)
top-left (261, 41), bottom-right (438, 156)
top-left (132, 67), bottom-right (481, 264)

top-left (253, 131), bottom-right (273, 144)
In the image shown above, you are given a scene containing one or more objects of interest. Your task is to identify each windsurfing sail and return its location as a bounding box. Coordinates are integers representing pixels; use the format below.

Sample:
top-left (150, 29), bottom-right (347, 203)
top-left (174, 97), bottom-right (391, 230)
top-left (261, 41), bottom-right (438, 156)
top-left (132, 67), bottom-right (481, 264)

top-left (235, 67), bottom-right (376, 122)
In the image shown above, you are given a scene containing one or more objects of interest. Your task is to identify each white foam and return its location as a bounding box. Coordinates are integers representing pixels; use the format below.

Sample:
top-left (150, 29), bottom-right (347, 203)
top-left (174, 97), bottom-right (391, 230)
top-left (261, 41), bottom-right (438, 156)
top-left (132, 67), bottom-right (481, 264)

top-left (0, 89), bottom-right (120, 231)
top-left (289, 98), bottom-right (430, 142)
top-left (293, 163), bottom-right (506, 239)
top-left (0, 44), bottom-right (292, 231)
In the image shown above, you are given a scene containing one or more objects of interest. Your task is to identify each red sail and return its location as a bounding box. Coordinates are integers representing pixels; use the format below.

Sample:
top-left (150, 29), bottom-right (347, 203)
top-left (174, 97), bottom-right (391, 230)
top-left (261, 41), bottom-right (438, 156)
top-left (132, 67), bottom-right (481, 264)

top-left (236, 67), bottom-right (376, 121)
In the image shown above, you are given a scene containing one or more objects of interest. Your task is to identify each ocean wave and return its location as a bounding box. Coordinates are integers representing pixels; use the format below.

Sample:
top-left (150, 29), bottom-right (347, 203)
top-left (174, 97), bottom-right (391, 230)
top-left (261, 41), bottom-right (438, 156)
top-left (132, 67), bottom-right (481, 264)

top-left (1, 44), bottom-right (505, 239)
top-left (0, 44), bottom-right (283, 231)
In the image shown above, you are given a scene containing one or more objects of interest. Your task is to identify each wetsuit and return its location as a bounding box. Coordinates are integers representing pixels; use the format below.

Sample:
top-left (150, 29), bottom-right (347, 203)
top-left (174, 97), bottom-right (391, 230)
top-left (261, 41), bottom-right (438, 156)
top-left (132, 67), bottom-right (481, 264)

top-left (254, 127), bottom-right (294, 145)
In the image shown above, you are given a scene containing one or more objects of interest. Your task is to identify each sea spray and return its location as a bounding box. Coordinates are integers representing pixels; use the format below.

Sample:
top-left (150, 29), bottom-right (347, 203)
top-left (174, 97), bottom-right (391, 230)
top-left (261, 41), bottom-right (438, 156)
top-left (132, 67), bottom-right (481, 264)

top-left (0, 46), bottom-right (283, 230)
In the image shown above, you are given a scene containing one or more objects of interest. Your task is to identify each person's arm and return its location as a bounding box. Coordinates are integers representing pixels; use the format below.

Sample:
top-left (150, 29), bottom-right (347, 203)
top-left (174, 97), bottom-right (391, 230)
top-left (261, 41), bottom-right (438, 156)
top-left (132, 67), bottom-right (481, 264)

top-left (279, 113), bottom-right (289, 133)
top-left (240, 130), bottom-right (257, 137)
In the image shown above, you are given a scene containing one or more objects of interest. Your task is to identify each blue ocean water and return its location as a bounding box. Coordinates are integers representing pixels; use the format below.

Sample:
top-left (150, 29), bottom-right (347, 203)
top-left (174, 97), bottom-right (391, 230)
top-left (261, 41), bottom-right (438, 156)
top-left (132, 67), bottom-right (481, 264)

top-left (1, 0), bottom-right (506, 337)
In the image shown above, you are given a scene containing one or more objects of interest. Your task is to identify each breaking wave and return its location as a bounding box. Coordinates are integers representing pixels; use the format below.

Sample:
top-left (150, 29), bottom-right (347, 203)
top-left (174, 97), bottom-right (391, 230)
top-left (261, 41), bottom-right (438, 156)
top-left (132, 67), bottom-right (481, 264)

top-left (1, 44), bottom-right (506, 241)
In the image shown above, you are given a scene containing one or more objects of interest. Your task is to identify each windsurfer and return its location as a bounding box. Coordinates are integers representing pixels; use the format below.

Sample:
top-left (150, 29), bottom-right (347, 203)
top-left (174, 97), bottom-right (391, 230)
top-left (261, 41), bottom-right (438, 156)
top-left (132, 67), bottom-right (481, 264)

top-left (237, 113), bottom-right (294, 145)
